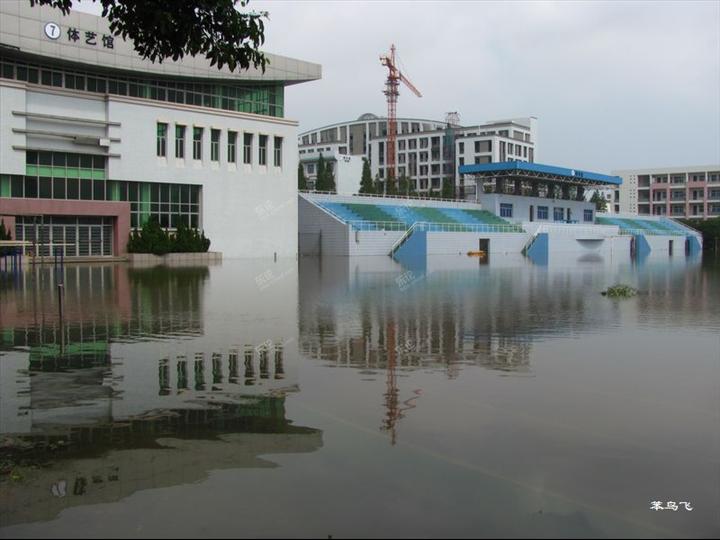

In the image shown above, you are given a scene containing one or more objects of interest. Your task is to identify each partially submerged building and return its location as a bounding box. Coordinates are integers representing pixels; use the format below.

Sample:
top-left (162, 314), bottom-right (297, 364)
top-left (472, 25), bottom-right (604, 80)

top-left (0, 1), bottom-right (321, 258)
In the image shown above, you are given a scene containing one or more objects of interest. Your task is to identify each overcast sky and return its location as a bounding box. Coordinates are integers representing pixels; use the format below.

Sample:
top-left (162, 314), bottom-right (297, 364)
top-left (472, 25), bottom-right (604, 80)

top-left (74, 0), bottom-right (720, 173)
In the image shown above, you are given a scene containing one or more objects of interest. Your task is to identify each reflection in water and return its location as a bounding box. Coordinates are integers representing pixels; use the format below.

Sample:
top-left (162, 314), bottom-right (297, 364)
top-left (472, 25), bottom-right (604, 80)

top-left (0, 261), bottom-right (321, 528)
top-left (299, 254), bottom-right (717, 445)
top-left (0, 255), bottom-right (718, 537)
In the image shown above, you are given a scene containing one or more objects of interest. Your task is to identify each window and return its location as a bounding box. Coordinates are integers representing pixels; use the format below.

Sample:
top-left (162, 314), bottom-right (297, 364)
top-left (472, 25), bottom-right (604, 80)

top-left (175, 125), bottom-right (185, 159)
top-left (243, 133), bottom-right (253, 164)
top-left (156, 122), bottom-right (167, 157)
top-left (584, 209), bottom-right (594, 222)
top-left (274, 136), bottom-right (283, 167)
top-left (210, 129), bottom-right (220, 162)
top-left (458, 142), bottom-right (464, 154)
top-left (193, 127), bottom-right (203, 160)
top-left (554, 207), bottom-right (564, 221)
top-left (227, 131), bottom-right (237, 163)
top-left (258, 135), bottom-right (268, 165)
top-left (500, 203), bottom-right (513, 218)
top-left (537, 206), bottom-right (548, 220)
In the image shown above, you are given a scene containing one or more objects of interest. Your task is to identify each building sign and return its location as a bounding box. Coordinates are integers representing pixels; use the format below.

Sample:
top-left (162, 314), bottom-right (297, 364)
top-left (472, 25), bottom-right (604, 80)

top-left (44, 21), bottom-right (115, 49)
top-left (44, 22), bottom-right (61, 40)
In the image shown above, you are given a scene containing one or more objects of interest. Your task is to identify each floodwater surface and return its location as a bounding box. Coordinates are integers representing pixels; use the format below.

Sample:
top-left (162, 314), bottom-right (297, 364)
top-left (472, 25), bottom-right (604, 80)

top-left (0, 253), bottom-right (718, 538)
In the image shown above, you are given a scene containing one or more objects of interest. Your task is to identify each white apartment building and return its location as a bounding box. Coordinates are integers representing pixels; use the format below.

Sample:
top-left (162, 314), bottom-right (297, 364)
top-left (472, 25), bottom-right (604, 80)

top-left (612, 166), bottom-right (720, 219)
top-left (0, 1), bottom-right (321, 259)
top-left (299, 114), bottom-right (538, 195)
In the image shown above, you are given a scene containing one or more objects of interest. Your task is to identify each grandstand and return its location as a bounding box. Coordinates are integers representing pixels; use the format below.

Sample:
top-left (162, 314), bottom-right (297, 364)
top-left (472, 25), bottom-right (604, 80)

top-left (299, 160), bottom-right (703, 262)
top-left (316, 201), bottom-right (523, 232)
top-left (596, 216), bottom-right (695, 236)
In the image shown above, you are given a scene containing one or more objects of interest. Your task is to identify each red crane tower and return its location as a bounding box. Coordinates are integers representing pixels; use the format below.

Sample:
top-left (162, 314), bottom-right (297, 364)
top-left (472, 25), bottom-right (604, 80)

top-left (380, 44), bottom-right (422, 189)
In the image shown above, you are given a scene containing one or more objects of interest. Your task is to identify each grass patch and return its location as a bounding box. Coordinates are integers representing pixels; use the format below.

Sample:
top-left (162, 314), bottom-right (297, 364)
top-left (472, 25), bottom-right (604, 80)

top-left (601, 284), bottom-right (638, 298)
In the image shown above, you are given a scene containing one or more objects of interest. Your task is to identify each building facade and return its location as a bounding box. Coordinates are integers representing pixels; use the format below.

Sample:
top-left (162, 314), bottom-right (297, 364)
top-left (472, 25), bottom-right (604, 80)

top-left (299, 150), bottom-right (363, 195)
top-left (298, 114), bottom-right (537, 195)
top-left (612, 166), bottom-right (720, 219)
top-left (0, 1), bottom-right (320, 258)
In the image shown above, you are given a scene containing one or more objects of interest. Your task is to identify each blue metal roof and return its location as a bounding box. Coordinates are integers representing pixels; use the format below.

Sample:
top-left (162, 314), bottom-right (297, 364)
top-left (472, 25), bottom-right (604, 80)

top-left (458, 161), bottom-right (622, 185)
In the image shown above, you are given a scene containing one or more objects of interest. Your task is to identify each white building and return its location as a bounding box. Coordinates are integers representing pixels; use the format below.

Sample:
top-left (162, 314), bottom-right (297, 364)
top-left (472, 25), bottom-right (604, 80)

top-left (299, 150), bottom-right (364, 195)
top-left (299, 114), bottom-right (537, 196)
top-left (612, 166), bottom-right (720, 219)
top-left (0, 1), bottom-right (321, 259)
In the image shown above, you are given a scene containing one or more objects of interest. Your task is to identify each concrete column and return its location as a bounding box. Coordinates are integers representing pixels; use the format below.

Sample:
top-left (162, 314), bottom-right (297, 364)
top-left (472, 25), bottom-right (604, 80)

top-left (495, 177), bottom-right (503, 194)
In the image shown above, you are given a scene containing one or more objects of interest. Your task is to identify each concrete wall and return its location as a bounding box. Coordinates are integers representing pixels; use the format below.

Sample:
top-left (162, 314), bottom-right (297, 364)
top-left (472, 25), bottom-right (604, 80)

top-left (479, 193), bottom-right (595, 224)
top-left (298, 195), bottom-right (349, 256)
top-left (348, 229), bottom-right (405, 256)
top-left (426, 231), bottom-right (530, 255)
top-left (1, 82), bottom-right (301, 259)
top-left (108, 96), bottom-right (299, 259)
top-left (0, 84), bottom-right (26, 175)
top-left (645, 235), bottom-right (684, 254)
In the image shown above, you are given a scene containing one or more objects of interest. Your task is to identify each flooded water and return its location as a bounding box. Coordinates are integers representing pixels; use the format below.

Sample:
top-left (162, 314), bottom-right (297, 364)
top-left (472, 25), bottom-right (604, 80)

top-left (0, 253), bottom-right (718, 538)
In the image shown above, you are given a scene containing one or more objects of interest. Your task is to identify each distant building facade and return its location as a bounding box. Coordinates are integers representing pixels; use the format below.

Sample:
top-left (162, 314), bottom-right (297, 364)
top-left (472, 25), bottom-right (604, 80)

top-left (299, 114), bottom-right (538, 195)
top-left (612, 166), bottom-right (720, 219)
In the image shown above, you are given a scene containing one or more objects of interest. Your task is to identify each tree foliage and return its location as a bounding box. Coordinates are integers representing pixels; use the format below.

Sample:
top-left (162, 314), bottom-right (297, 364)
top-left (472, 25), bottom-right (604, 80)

top-left (397, 174), bottom-right (417, 197)
top-left (314, 154), bottom-right (327, 191)
top-left (359, 159), bottom-right (374, 194)
top-left (30, 0), bottom-right (268, 72)
top-left (298, 162), bottom-right (307, 191)
top-left (590, 191), bottom-right (608, 212)
top-left (441, 178), bottom-right (455, 199)
top-left (680, 217), bottom-right (720, 250)
top-left (0, 219), bottom-right (12, 256)
top-left (127, 217), bottom-right (210, 255)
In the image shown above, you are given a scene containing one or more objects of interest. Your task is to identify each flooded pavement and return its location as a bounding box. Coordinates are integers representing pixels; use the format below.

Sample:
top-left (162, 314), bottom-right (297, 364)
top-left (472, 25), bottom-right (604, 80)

top-left (0, 254), bottom-right (718, 538)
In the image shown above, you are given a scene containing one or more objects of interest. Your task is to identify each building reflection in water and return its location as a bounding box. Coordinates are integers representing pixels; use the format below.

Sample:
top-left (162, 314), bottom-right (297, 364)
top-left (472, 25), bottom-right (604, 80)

top-left (298, 254), bottom-right (710, 444)
top-left (0, 261), bottom-right (321, 527)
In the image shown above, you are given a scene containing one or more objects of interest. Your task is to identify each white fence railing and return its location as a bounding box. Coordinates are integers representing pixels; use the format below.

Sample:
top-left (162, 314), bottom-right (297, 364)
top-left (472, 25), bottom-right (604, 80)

top-left (349, 220), bottom-right (524, 234)
top-left (616, 228), bottom-right (685, 237)
top-left (528, 223), bottom-right (619, 237)
top-left (300, 189), bottom-right (466, 204)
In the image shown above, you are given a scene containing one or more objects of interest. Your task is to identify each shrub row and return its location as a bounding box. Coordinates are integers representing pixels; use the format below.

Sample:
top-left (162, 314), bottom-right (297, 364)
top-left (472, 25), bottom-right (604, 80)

top-left (127, 217), bottom-right (210, 255)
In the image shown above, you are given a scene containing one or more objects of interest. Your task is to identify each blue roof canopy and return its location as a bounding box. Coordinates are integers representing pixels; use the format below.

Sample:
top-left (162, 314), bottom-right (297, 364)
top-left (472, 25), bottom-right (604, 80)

top-left (459, 161), bottom-right (622, 186)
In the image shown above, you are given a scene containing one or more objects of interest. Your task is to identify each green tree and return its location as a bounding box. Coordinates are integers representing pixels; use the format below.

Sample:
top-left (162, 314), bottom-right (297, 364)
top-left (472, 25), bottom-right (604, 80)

top-left (30, 0), bottom-right (268, 72)
top-left (0, 220), bottom-right (10, 241)
top-left (298, 162), bottom-right (307, 190)
top-left (590, 191), bottom-right (608, 212)
top-left (441, 178), bottom-right (455, 199)
top-left (680, 217), bottom-right (720, 251)
top-left (397, 174), bottom-right (417, 197)
top-left (315, 155), bottom-right (327, 191)
top-left (0, 219), bottom-right (11, 256)
top-left (359, 159), bottom-right (374, 194)
top-left (326, 163), bottom-right (336, 193)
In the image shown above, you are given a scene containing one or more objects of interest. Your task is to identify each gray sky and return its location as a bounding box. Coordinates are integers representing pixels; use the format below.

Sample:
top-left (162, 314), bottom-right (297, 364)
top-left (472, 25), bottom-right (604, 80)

top-left (75, 0), bottom-right (720, 173)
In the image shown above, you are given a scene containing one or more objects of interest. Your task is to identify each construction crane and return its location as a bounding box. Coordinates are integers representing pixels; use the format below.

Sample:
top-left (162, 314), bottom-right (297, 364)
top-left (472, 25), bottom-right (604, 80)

top-left (380, 44), bottom-right (421, 187)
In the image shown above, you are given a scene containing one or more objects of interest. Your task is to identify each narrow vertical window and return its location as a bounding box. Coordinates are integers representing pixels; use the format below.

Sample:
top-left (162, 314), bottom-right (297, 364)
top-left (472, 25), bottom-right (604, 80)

top-left (273, 136), bottom-right (283, 167)
top-left (258, 135), bottom-right (268, 166)
top-left (210, 129), bottom-right (220, 162)
top-left (243, 133), bottom-right (253, 164)
top-left (193, 127), bottom-right (203, 160)
top-left (156, 122), bottom-right (167, 157)
top-left (227, 131), bottom-right (237, 163)
top-left (175, 125), bottom-right (185, 159)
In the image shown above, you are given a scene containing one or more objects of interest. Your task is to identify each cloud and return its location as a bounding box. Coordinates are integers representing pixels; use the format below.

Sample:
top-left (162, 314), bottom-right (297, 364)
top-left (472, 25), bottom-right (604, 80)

top-left (74, 0), bottom-right (720, 171)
